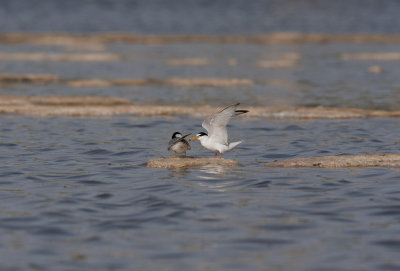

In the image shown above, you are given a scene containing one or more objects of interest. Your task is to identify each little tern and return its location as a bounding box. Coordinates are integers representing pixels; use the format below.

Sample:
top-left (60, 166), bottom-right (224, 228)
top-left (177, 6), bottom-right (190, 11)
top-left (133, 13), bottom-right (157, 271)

top-left (190, 103), bottom-right (248, 158)
top-left (168, 132), bottom-right (191, 157)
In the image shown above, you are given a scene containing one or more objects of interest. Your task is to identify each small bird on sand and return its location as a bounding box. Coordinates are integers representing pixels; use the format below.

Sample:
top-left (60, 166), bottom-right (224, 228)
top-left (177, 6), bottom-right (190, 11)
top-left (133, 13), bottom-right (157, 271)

top-left (190, 103), bottom-right (248, 158)
top-left (168, 132), bottom-right (191, 157)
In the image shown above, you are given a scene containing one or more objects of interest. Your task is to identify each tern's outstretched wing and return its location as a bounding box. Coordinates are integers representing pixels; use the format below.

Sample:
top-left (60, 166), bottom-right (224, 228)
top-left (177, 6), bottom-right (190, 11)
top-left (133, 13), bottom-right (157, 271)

top-left (202, 103), bottom-right (243, 145)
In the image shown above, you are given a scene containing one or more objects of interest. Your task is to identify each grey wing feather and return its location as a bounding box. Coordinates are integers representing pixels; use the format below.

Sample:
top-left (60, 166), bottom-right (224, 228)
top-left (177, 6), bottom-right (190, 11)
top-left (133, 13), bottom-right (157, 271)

top-left (201, 117), bottom-right (212, 134)
top-left (202, 103), bottom-right (239, 132)
top-left (186, 140), bottom-right (191, 150)
top-left (168, 137), bottom-right (191, 150)
top-left (202, 103), bottom-right (240, 145)
top-left (167, 138), bottom-right (177, 150)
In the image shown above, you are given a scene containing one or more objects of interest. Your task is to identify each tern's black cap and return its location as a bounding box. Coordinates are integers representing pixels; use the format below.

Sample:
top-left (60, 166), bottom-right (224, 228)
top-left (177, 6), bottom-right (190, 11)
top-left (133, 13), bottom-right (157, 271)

top-left (171, 132), bottom-right (182, 139)
top-left (196, 132), bottom-right (207, 137)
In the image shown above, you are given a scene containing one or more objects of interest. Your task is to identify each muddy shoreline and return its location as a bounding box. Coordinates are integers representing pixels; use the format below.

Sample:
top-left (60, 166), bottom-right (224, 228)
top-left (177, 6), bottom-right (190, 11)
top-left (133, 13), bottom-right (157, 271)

top-left (266, 154), bottom-right (400, 168)
top-left (1, 95), bottom-right (400, 119)
top-left (3, 33), bottom-right (400, 45)
top-left (147, 157), bottom-right (239, 168)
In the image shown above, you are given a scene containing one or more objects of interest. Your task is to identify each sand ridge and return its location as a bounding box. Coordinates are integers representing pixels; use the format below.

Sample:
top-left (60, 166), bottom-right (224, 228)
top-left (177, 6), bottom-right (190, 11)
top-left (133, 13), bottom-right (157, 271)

top-left (147, 157), bottom-right (239, 168)
top-left (0, 95), bottom-right (400, 119)
top-left (266, 154), bottom-right (400, 168)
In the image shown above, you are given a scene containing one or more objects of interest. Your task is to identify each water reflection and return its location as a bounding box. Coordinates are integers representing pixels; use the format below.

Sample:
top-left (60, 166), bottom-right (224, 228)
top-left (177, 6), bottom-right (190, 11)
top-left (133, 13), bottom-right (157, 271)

top-left (198, 165), bottom-right (231, 177)
top-left (167, 168), bottom-right (191, 180)
top-left (1, 116), bottom-right (400, 271)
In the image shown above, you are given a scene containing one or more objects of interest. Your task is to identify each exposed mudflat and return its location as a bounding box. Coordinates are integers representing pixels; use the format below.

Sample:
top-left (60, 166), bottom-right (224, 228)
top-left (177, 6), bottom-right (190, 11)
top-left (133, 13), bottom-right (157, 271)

top-left (0, 52), bottom-right (121, 62)
top-left (147, 157), bottom-right (240, 168)
top-left (67, 77), bottom-right (255, 88)
top-left (0, 74), bottom-right (59, 84)
top-left (266, 154), bottom-right (400, 168)
top-left (1, 95), bottom-right (400, 119)
top-left (3, 33), bottom-right (400, 46)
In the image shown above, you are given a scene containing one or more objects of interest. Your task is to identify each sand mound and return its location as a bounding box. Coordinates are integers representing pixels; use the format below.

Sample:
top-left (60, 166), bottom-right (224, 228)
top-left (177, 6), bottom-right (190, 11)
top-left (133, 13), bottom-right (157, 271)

top-left (164, 58), bottom-right (212, 66)
top-left (265, 154), bottom-right (400, 168)
top-left (0, 53), bottom-right (120, 62)
top-left (67, 77), bottom-right (252, 88)
top-left (3, 33), bottom-right (400, 45)
top-left (0, 74), bottom-right (59, 84)
top-left (147, 157), bottom-right (239, 168)
top-left (163, 77), bottom-right (254, 87)
top-left (340, 52), bottom-right (400, 61)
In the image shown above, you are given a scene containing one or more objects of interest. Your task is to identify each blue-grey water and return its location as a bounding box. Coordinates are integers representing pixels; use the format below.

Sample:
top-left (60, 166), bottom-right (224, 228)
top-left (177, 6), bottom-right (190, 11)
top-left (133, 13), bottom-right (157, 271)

top-left (1, 0), bottom-right (400, 34)
top-left (1, 116), bottom-right (400, 271)
top-left (1, 42), bottom-right (400, 110)
top-left (1, 1), bottom-right (400, 270)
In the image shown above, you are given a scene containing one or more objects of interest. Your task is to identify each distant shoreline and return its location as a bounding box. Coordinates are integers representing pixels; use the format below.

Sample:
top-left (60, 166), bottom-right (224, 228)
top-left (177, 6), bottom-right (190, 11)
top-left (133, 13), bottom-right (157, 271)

top-left (2, 32), bottom-right (400, 45)
top-left (1, 94), bottom-right (399, 119)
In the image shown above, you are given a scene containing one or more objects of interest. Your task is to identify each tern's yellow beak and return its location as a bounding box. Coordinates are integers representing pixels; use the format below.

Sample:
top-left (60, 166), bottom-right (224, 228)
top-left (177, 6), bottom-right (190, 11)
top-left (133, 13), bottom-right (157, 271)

top-left (189, 136), bottom-right (199, 141)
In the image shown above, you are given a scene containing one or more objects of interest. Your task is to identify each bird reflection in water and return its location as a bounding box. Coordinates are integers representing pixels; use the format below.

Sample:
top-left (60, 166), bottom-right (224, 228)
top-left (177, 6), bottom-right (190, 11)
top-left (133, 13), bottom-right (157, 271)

top-left (199, 165), bottom-right (229, 176)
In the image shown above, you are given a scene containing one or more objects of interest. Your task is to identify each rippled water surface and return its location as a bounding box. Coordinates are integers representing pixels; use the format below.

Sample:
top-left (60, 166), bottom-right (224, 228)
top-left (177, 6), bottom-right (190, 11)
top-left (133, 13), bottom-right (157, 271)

top-left (1, 1), bottom-right (400, 269)
top-left (1, 42), bottom-right (400, 110)
top-left (2, 0), bottom-right (400, 33)
top-left (1, 116), bottom-right (400, 271)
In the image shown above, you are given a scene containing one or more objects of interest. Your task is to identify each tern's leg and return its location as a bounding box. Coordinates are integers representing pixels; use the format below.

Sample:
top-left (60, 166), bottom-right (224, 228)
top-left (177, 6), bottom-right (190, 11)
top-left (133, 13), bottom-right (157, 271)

top-left (213, 153), bottom-right (218, 158)
top-left (174, 152), bottom-right (176, 157)
top-left (219, 153), bottom-right (222, 158)
top-left (184, 151), bottom-right (186, 158)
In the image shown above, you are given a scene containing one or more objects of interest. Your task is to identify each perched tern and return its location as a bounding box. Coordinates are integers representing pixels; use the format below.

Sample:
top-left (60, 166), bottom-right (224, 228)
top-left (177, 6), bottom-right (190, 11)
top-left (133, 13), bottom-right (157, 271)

top-left (190, 103), bottom-right (248, 158)
top-left (168, 132), bottom-right (191, 157)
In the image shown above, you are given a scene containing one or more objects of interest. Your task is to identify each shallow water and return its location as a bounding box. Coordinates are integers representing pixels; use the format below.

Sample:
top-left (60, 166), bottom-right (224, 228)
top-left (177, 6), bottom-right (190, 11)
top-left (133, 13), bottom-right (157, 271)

top-left (1, 2), bottom-right (400, 269)
top-left (1, 116), bottom-right (400, 271)
top-left (1, 0), bottom-right (400, 34)
top-left (1, 42), bottom-right (400, 110)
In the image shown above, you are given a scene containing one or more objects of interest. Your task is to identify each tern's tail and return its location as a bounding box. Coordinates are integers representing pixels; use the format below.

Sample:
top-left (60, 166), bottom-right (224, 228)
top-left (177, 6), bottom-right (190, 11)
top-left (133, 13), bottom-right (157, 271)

top-left (228, 141), bottom-right (242, 151)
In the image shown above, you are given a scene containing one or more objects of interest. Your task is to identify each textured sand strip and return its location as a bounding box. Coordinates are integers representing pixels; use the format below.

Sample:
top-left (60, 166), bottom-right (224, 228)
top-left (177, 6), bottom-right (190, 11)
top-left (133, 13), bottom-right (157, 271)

top-left (163, 77), bottom-right (254, 87)
top-left (0, 53), bottom-right (121, 62)
top-left (147, 157), bottom-right (239, 168)
top-left (257, 53), bottom-right (301, 68)
top-left (0, 74), bottom-right (254, 87)
top-left (266, 154), bottom-right (400, 168)
top-left (3, 33), bottom-right (400, 45)
top-left (26, 96), bottom-right (131, 106)
top-left (67, 77), bottom-right (254, 87)
top-left (0, 74), bottom-right (59, 84)
top-left (340, 52), bottom-right (400, 61)
top-left (0, 74), bottom-right (292, 88)
top-left (1, 95), bottom-right (400, 119)
top-left (164, 58), bottom-right (212, 66)
top-left (246, 106), bottom-right (400, 119)
top-left (0, 95), bottom-right (130, 106)
top-left (66, 78), bottom-right (154, 88)
top-left (256, 59), bottom-right (297, 68)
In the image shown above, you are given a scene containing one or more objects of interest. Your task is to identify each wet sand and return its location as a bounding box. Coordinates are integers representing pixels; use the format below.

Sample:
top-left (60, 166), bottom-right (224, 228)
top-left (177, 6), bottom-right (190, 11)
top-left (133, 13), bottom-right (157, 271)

top-left (0, 73), bottom-right (255, 87)
top-left (147, 157), bottom-right (239, 168)
top-left (340, 52), bottom-right (400, 61)
top-left (0, 53), bottom-right (121, 62)
top-left (68, 77), bottom-right (255, 88)
top-left (3, 33), bottom-right (400, 46)
top-left (0, 74), bottom-right (310, 89)
top-left (0, 74), bottom-right (59, 84)
top-left (1, 95), bottom-right (400, 119)
top-left (266, 154), bottom-right (400, 168)
top-left (164, 58), bottom-right (212, 66)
